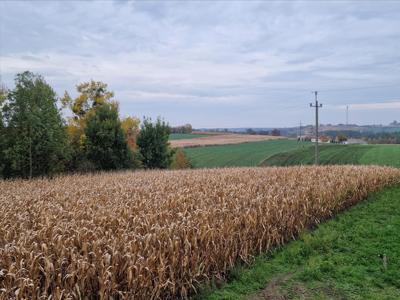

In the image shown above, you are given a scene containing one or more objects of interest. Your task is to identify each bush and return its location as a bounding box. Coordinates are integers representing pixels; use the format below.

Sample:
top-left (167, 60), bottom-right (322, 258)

top-left (171, 149), bottom-right (191, 169)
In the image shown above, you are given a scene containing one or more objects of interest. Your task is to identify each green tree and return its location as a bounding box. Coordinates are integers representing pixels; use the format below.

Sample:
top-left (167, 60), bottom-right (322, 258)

top-left (85, 103), bottom-right (138, 170)
top-left (62, 81), bottom-right (132, 171)
top-left (337, 135), bottom-right (348, 143)
top-left (137, 118), bottom-right (173, 169)
top-left (1, 71), bottom-right (67, 178)
top-left (0, 85), bottom-right (7, 177)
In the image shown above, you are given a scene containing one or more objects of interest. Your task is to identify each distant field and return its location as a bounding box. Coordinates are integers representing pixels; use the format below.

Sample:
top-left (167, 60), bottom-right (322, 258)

top-left (184, 140), bottom-right (302, 168)
top-left (170, 134), bottom-right (283, 148)
top-left (359, 145), bottom-right (400, 167)
top-left (262, 144), bottom-right (400, 167)
top-left (169, 133), bottom-right (210, 140)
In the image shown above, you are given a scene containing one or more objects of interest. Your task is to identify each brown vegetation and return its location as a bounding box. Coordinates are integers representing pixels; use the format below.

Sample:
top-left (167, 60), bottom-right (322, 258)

top-left (0, 166), bottom-right (399, 299)
top-left (170, 133), bottom-right (283, 148)
top-left (171, 149), bottom-right (192, 169)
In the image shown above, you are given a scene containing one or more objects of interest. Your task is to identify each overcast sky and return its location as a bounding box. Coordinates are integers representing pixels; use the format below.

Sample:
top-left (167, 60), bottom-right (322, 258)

top-left (1, 0), bottom-right (400, 128)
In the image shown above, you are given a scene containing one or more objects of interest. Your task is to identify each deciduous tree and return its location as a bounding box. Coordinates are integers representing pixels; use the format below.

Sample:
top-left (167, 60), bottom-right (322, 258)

top-left (171, 149), bottom-right (191, 169)
top-left (137, 118), bottom-right (173, 169)
top-left (121, 116), bottom-right (140, 151)
top-left (1, 71), bottom-right (67, 178)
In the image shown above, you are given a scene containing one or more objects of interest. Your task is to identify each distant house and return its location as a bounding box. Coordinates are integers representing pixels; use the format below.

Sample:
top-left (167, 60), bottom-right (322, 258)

top-left (310, 136), bottom-right (332, 143)
top-left (319, 135), bottom-right (331, 143)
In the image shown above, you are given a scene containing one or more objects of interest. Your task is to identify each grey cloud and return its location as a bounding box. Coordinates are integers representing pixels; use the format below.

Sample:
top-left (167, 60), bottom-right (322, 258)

top-left (1, 0), bottom-right (400, 127)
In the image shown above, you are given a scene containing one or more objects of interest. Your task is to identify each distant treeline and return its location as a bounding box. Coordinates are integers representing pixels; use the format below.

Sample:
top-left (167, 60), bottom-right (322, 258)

top-left (0, 71), bottom-right (190, 179)
top-left (170, 124), bottom-right (192, 134)
top-left (323, 130), bottom-right (400, 144)
top-left (245, 128), bottom-right (281, 136)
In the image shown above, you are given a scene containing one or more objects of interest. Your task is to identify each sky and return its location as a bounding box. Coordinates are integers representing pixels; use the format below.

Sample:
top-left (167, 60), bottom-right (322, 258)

top-left (1, 0), bottom-right (400, 128)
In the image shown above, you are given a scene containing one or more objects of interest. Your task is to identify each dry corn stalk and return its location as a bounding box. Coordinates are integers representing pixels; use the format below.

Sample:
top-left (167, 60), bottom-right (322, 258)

top-left (0, 166), bottom-right (399, 299)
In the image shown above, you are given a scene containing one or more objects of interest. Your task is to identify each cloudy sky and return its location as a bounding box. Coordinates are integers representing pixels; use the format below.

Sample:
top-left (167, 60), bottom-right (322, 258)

top-left (1, 0), bottom-right (400, 128)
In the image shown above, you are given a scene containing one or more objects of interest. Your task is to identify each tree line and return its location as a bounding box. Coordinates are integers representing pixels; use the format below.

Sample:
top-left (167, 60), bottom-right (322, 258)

top-left (170, 124), bottom-right (192, 134)
top-left (0, 71), bottom-right (187, 179)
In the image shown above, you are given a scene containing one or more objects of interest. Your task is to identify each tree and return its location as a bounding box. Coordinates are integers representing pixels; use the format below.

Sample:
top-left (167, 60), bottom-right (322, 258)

top-left (171, 149), bottom-right (191, 169)
top-left (62, 81), bottom-right (115, 118)
top-left (337, 135), bottom-right (348, 143)
top-left (171, 124), bottom-right (192, 134)
top-left (121, 116), bottom-right (140, 151)
top-left (62, 81), bottom-right (120, 171)
top-left (137, 118), bottom-right (173, 169)
top-left (246, 128), bottom-right (256, 135)
top-left (85, 103), bottom-right (138, 170)
top-left (271, 129), bottom-right (281, 136)
top-left (1, 71), bottom-right (67, 178)
top-left (0, 85), bottom-right (7, 177)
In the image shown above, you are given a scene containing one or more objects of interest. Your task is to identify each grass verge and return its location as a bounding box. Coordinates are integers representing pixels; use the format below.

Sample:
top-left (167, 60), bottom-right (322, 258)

top-left (199, 185), bottom-right (400, 300)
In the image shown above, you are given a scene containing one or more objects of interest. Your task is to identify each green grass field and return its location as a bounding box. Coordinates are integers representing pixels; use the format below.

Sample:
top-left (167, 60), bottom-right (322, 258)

top-left (262, 144), bottom-right (400, 168)
top-left (200, 185), bottom-right (400, 300)
top-left (169, 133), bottom-right (210, 140)
top-left (184, 140), bottom-right (302, 168)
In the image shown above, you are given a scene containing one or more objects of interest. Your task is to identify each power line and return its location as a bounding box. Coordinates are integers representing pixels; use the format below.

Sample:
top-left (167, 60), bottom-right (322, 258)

top-left (310, 91), bottom-right (322, 165)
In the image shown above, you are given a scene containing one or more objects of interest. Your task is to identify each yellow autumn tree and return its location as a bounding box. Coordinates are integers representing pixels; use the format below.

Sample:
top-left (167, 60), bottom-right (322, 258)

top-left (121, 116), bottom-right (140, 151)
top-left (62, 81), bottom-right (136, 170)
top-left (171, 149), bottom-right (191, 169)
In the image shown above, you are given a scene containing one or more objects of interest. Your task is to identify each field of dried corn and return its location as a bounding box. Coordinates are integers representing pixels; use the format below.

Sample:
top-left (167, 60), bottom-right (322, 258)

top-left (1, 166), bottom-right (399, 299)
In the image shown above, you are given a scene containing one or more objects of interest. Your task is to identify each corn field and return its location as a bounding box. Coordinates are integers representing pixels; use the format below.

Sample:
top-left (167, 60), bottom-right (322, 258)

top-left (0, 166), bottom-right (399, 299)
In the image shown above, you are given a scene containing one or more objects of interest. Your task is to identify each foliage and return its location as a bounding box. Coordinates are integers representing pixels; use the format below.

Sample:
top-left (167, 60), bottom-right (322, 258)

top-left (0, 85), bottom-right (7, 176)
top-left (0, 166), bottom-right (399, 298)
top-left (85, 104), bottom-right (139, 170)
top-left (137, 117), bottom-right (173, 169)
top-left (324, 129), bottom-right (400, 144)
top-left (170, 123), bottom-right (192, 134)
top-left (62, 81), bottom-right (115, 118)
top-left (337, 134), bottom-right (347, 142)
top-left (171, 148), bottom-right (191, 169)
top-left (62, 80), bottom-right (141, 172)
top-left (62, 81), bottom-right (118, 170)
top-left (271, 128), bottom-right (281, 136)
top-left (121, 116), bottom-right (140, 151)
top-left (1, 71), bottom-right (67, 178)
top-left (202, 185), bottom-right (400, 300)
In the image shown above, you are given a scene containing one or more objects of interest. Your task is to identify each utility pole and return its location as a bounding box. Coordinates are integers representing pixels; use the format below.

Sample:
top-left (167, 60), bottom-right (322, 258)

top-left (310, 91), bottom-right (322, 165)
top-left (346, 105), bottom-right (349, 126)
top-left (299, 121), bottom-right (302, 140)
